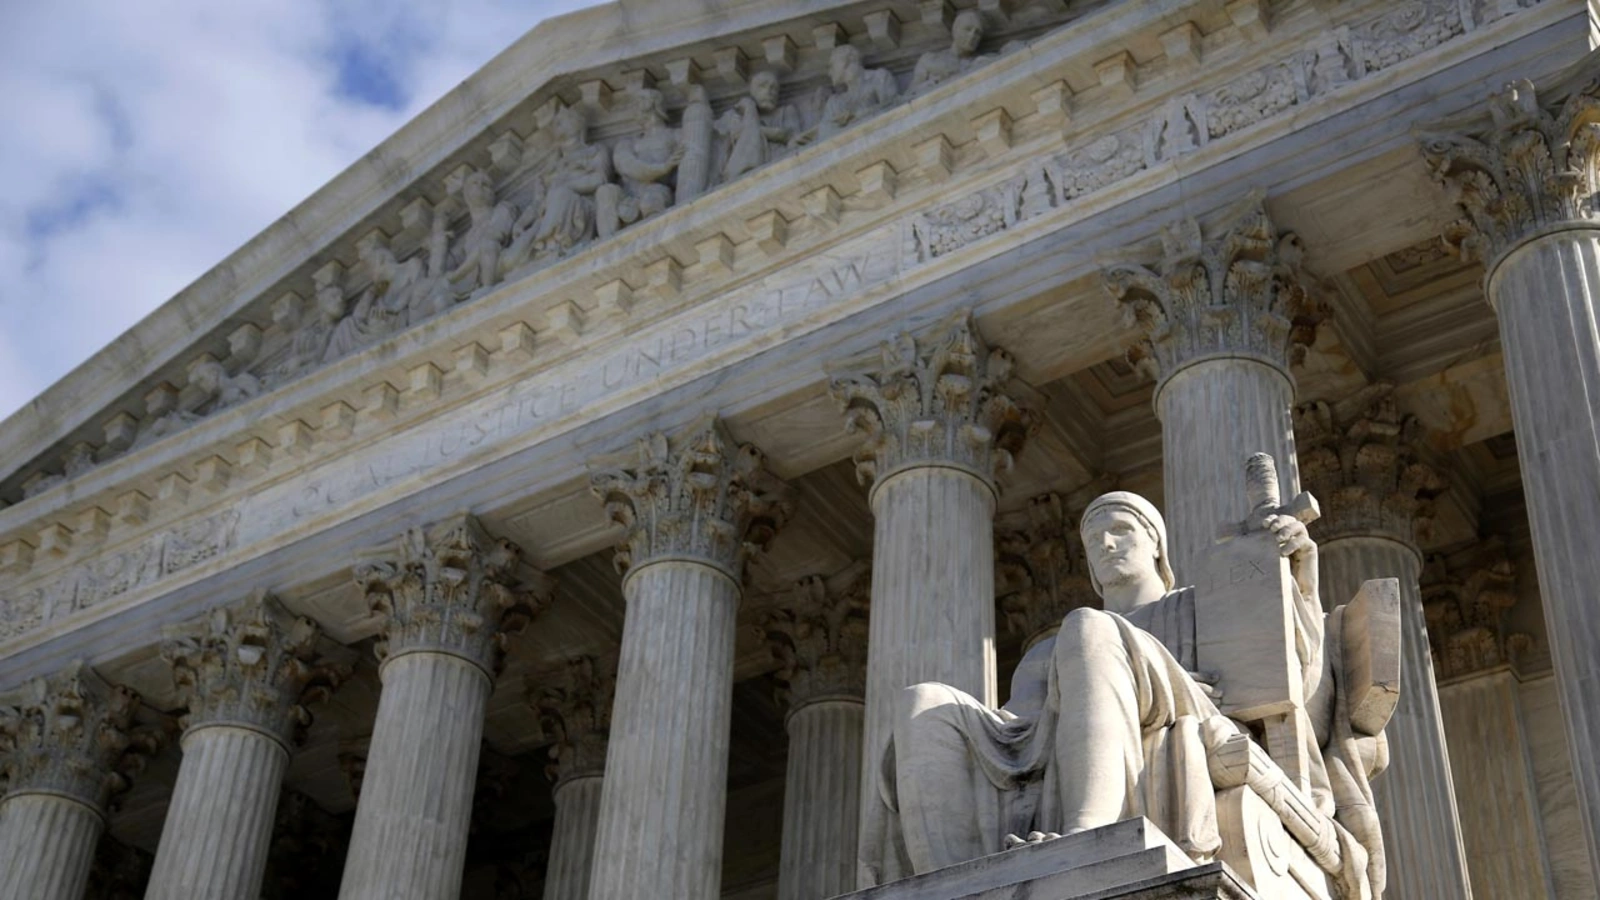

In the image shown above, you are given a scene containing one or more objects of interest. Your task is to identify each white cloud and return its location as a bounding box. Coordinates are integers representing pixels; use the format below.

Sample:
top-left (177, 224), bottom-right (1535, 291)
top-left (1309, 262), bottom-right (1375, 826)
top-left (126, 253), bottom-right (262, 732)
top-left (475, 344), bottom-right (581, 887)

top-left (0, 0), bottom-right (603, 422)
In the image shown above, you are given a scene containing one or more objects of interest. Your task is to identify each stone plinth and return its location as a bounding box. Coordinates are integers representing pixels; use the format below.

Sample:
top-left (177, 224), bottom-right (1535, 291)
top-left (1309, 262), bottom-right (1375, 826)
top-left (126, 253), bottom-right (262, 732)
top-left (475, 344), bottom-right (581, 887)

top-left (833, 819), bottom-right (1250, 900)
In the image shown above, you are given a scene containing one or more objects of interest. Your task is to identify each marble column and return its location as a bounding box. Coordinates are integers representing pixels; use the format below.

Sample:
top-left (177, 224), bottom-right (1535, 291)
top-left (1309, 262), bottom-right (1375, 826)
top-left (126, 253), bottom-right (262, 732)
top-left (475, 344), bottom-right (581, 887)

top-left (532, 655), bottom-right (614, 900)
top-left (0, 662), bottom-right (150, 900)
top-left (587, 417), bottom-right (790, 900)
top-left (336, 515), bottom-right (551, 900)
top-left (146, 593), bottom-right (345, 900)
top-left (1104, 201), bottom-right (1322, 585)
top-left (1421, 63), bottom-right (1600, 878)
top-left (830, 311), bottom-right (1029, 887)
top-left (1296, 383), bottom-right (1472, 899)
top-left (760, 570), bottom-right (869, 900)
top-left (995, 489), bottom-right (1105, 654)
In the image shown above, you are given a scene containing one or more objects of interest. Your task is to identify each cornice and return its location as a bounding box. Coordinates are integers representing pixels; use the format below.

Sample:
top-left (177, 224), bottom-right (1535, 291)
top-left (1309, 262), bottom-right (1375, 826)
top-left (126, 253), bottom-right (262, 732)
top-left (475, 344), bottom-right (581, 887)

top-left (0, 0), bottom-right (1575, 662)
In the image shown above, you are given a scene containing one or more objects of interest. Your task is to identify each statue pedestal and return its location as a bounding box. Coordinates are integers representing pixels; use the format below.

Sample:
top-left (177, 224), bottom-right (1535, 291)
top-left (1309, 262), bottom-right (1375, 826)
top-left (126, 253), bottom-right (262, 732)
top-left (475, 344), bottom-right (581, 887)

top-left (834, 818), bottom-right (1260, 899)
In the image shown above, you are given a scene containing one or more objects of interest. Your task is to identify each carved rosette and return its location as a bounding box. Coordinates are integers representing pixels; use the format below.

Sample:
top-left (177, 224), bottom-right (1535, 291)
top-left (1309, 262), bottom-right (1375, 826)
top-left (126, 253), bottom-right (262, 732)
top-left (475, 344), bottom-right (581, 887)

top-left (589, 416), bottom-right (791, 582)
top-left (356, 514), bottom-right (552, 676)
top-left (829, 311), bottom-right (1030, 495)
top-left (995, 489), bottom-right (1104, 651)
top-left (161, 592), bottom-right (348, 747)
top-left (760, 571), bottom-right (870, 712)
top-left (1103, 201), bottom-right (1324, 386)
top-left (1422, 540), bottom-right (1530, 681)
top-left (0, 662), bottom-right (158, 812)
top-left (1294, 383), bottom-right (1444, 547)
top-left (1420, 70), bottom-right (1600, 269)
top-left (533, 655), bottom-right (616, 784)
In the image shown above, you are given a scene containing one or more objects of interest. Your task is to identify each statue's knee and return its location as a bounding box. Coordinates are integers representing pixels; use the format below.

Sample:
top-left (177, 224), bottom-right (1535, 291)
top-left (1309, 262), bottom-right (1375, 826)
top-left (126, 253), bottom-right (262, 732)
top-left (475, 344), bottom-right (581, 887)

top-left (1057, 608), bottom-right (1117, 649)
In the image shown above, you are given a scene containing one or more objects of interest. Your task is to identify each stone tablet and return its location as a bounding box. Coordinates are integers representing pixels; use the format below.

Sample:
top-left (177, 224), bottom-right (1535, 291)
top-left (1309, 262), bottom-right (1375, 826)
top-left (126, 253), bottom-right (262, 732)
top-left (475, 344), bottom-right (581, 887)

top-left (1193, 528), bottom-right (1304, 722)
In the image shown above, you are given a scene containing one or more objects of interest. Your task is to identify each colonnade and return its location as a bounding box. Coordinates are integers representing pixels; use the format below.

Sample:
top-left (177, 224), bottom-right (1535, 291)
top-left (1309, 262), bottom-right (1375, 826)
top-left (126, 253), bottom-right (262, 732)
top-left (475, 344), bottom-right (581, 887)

top-left (2, 69), bottom-right (1599, 900)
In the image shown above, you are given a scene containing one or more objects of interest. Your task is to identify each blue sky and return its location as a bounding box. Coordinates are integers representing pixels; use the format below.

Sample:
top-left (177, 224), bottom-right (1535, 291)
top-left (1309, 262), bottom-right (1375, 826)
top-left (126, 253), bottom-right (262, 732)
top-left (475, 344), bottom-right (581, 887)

top-left (0, 0), bottom-right (603, 422)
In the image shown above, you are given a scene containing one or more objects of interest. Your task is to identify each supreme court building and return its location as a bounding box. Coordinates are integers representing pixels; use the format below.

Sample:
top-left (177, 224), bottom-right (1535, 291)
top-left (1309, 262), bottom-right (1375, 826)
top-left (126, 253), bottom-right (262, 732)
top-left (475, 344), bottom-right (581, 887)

top-left (2, 1), bottom-right (1600, 898)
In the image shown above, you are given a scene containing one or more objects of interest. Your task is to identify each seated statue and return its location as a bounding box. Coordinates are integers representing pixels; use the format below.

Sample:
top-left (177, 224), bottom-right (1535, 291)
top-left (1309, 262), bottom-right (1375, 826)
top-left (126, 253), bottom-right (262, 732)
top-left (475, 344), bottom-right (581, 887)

top-left (909, 10), bottom-right (992, 95)
top-left (814, 44), bottom-right (900, 141)
top-left (600, 88), bottom-right (686, 238)
top-left (716, 69), bottom-right (806, 181)
top-left (870, 472), bottom-right (1393, 899)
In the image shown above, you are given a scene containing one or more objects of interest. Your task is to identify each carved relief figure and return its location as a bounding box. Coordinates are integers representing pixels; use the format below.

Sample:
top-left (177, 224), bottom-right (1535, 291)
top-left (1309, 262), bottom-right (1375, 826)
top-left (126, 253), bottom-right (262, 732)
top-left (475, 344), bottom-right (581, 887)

top-left (531, 106), bottom-right (611, 254)
top-left (910, 10), bottom-right (991, 95)
top-left (21, 443), bottom-right (97, 498)
top-left (717, 69), bottom-right (806, 181)
top-left (600, 88), bottom-right (685, 238)
top-left (445, 170), bottom-right (517, 297)
top-left (357, 238), bottom-right (445, 328)
top-left (190, 359), bottom-right (261, 412)
top-left (869, 473), bottom-right (1394, 898)
top-left (131, 388), bottom-right (198, 451)
top-left (676, 84), bottom-right (715, 204)
top-left (815, 44), bottom-right (900, 141)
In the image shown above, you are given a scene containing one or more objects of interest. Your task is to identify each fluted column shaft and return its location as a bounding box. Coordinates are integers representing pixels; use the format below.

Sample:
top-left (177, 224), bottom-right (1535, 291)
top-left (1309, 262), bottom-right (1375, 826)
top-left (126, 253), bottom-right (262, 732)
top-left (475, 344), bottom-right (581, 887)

top-left (588, 560), bottom-right (740, 900)
top-left (337, 651), bottom-right (491, 900)
top-left (1439, 672), bottom-right (1553, 900)
top-left (1489, 229), bottom-right (1600, 872)
top-left (145, 726), bottom-right (288, 899)
top-left (1320, 536), bottom-right (1470, 899)
top-left (1157, 358), bottom-right (1298, 584)
top-left (0, 793), bottom-right (102, 900)
top-left (780, 699), bottom-right (865, 900)
top-left (541, 775), bottom-right (603, 900)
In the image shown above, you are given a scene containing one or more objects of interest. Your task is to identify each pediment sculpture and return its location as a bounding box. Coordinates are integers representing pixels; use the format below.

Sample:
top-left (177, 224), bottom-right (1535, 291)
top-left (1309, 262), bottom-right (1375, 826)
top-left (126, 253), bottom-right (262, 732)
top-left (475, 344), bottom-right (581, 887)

top-left (867, 453), bottom-right (1400, 899)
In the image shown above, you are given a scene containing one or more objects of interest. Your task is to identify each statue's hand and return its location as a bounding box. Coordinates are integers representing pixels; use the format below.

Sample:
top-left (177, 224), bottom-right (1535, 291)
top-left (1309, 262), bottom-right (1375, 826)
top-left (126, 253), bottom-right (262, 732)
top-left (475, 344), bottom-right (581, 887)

top-left (1190, 670), bottom-right (1223, 705)
top-left (1264, 514), bottom-right (1315, 561)
top-left (1004, 831), bottom-right (1063, 850)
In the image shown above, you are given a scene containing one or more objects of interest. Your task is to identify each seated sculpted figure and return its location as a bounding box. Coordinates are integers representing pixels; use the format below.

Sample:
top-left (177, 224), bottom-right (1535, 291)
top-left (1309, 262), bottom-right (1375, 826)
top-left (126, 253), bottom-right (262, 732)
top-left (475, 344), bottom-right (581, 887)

top-left (871, 489), bottom-right (1389, 898)
top-left (909, 10), bottom-right (992, 95)
top-left (814, 44), bottom-right (900, 141)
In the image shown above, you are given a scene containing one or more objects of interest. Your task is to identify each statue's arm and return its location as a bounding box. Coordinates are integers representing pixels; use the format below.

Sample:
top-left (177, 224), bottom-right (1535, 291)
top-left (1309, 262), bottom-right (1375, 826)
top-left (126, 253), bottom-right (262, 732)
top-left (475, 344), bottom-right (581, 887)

top-left (1267, 514), bottom-right (1325, 681)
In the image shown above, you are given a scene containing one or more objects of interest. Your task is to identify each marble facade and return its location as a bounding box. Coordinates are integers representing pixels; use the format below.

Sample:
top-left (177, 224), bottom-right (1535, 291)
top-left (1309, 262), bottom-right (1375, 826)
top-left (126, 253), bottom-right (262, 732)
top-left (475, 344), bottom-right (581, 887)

top-left (2, 0), bottom-right (1599, 898)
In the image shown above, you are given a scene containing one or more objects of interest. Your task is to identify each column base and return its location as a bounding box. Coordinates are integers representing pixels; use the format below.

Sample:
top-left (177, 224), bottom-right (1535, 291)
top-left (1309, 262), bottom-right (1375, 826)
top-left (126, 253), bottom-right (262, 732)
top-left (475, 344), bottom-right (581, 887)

top-left (836, 819), bottom-right (1257, 900)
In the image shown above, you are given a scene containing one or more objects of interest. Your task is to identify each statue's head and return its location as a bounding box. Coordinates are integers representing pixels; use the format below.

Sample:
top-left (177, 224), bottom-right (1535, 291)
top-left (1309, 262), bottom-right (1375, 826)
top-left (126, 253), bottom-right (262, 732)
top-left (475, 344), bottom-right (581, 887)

top-left (952, 10), bottom-right (984, 55)
top-left (189, 359), bottom-right (226, 395)
top-left (633, 88), bottom-right (668, 124)
top-left (1079, 491), bottom-right (1175, 596)
top-left (552, 105), bottom-right (587, 144)
top-left (750, 69), bottom-right (781, 110)
top-left (461, 170), bottom-right (494, 208)
top-left (830, 44), bottom-right (863, 87)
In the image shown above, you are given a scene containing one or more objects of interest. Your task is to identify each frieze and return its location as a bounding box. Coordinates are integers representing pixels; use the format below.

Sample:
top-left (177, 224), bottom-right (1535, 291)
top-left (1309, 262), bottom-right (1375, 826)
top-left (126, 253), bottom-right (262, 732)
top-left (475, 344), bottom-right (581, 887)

top-left (0, 0), bottom-right (1556, 649)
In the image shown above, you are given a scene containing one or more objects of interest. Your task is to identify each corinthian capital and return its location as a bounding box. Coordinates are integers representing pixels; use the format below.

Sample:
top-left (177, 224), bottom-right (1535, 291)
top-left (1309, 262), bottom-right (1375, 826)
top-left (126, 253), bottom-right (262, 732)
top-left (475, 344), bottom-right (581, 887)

top-left (0, 662), bottom-right (158, 812)
top-left (1422, 540), bottom-right (1530, 681)
top-left (1294, 383), bottom-right (1444, 547)
top-left (1420, 65), bottom-right (1600, 268)
top-left (161, 593), bottom-right (349, 747)
top-left (1103, 200), bottom-right (1323, 384)
top-left (356, 514), bottom-right (552, 675)
top-left (533, 654), bottom-right (615, 784)
top-left (589, 416), bottom-right (791, 581)
top-left (996, 487), bottom-right (1105, 651)
top-left (829, 311), bottom-right (1030, 494)
top-left (760, 567), bottom-right (870, 711)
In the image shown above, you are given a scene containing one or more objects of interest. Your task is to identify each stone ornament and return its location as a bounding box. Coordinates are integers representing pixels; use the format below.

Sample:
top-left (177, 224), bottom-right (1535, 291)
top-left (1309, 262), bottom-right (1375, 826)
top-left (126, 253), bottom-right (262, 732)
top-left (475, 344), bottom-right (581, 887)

top-left (1422, 540), bottom-right (1530, 681)
top-left (814, 44), bottom-right (901, 141)
top-left (760, 568), bottom-right (870, 710)
top-left (533, 654), bottom-right (616, 784)
top-left (1294, 383), bottom-right (1444, 547)
top-left (869, 458), bottom-right (1399, 898)
top-left (1103, 200), bottom-right (1324, 384)
top-left (910, 10), bottom-right (993, 96)
top-left (160, 592), bottom-right (348, 747)
top-left (1420, 66), bottom-right (1600, 269)
top-left (0, 661), bottom-right (157, 812)
top-left (995, 487), bottom-right (1106, 652)
top-left (589, 416), bottom-right (791, 582)
top-left (355, 514), bottom-right (552, 676)
top-left (830, 311), bottom-right (1031, 494)
top-left (601, 88), bottom-right (689, 238)
top-left (716, 70), bottom-right (807, 182)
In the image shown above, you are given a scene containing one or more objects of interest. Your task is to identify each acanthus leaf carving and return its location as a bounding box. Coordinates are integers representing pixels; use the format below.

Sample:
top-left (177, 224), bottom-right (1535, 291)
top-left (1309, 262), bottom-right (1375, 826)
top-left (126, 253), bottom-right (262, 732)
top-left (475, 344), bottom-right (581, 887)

top-left (1294, 382), bottom-right (1445, 547)
top-left (532, 654), bottom-right (616, 784)
top-left (1422, 539), bottom-right (1531, 680)
top-left (1102, 199), bottom-right (1325, 384)
top-left (759, 566), bottom-right (870, 711)
top-left (1421, 65), bottom-right (1600, 268)
top-left (830, 311), bottom-right (1031, 492)
top-left (0, 661), bottom-right (162, 812)
top-left (160, 592), bottom-right (349, 747)
top-left (355, 514), bottom-right (552, 676)
top-left (589, 416), bottom-right (791, 581)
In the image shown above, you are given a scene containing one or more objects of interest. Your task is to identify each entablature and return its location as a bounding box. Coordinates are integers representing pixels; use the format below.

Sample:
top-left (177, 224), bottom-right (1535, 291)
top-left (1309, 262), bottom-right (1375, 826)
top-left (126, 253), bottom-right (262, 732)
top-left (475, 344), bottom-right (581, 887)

top-left (0, 0), bottom-right (1584, 678)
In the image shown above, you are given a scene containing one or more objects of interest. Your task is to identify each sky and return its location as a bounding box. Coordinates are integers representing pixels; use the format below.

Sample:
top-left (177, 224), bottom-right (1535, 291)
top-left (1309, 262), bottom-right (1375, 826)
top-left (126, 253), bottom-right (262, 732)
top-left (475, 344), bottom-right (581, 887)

top-left (0, 0), bottom-right (605, 423)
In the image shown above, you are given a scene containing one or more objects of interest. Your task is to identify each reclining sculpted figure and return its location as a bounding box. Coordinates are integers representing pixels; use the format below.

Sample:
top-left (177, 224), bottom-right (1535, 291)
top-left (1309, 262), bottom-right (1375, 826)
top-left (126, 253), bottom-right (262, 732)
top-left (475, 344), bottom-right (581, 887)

top-left (870, 454), bottom-right (1396, 899)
